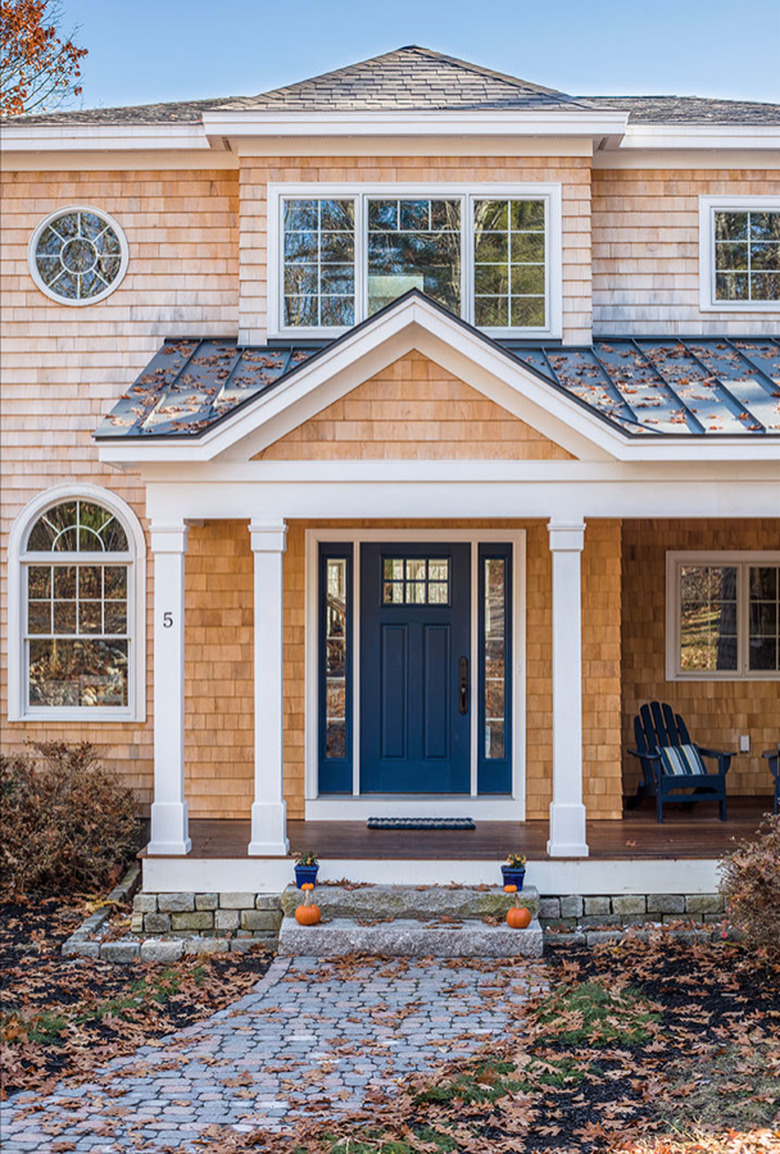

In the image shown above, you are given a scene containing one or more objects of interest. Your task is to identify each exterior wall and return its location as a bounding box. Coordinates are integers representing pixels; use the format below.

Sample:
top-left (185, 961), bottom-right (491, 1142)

top-left (238, 155), bottom-right (592, 345)
top-left (622, 518), bottom-right (780, 797)
top-left (256, 351), bottom-right (575, 461)
top-left (0, 166), bottom-right (240, 806)
top-left (593, 168), bottom-right (780, 335)
top-left (274, 516), bottom-right (623, 825)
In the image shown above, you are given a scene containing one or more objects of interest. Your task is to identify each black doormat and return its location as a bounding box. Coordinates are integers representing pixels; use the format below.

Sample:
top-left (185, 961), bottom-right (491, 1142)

top-left (367, 817), bottom-right (476, 831)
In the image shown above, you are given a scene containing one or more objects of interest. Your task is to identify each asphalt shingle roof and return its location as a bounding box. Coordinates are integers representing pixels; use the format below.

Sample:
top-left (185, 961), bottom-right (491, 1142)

top-left (7, 46), bottom-right (778, 127)
top-left (94, 314), bottom-right (780, 442)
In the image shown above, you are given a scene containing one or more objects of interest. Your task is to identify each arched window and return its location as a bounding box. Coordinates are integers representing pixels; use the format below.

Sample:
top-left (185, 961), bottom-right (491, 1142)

top-left (9, 487), bottom-right (146, 721)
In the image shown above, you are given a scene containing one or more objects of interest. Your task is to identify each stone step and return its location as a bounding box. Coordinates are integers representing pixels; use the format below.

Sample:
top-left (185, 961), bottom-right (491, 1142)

top-left (278, 914), bottom-right (543, 958)
top-left (281, 883), bottom-right (539, 921)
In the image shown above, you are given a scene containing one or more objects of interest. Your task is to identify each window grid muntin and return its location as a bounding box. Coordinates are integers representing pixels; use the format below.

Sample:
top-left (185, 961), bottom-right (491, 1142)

top-left (283, 198), bottom-right (355, 328)
top-left (714, 209), bottom-right (780, 303)
top-left (278, 190), bottom-right (554, 336)
top-left (382, 556), bottom-right (451, 605)
top-left (473, 199), bottom-right (547, 330)
top-left (366, 197), bottom-right (462, 317)
top-left (669, 554), bottom-right (780, 680)
top-left (29, 207), bottom-right (128, 306)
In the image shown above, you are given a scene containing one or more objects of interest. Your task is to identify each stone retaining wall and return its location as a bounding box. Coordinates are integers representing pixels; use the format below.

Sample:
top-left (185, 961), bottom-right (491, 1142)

top-left (538, 892), bottom-right (726, 929)
top-left (130, 891), bottom-right (283, 945)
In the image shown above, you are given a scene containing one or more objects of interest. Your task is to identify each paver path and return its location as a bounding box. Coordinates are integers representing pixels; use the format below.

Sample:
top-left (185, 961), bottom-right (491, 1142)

top-left (1, 954), bottom-right (545, 1152)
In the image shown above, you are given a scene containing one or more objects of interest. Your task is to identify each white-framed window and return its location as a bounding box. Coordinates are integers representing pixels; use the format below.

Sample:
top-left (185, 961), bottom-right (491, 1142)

top-left (666, 551), bottom-right (780, 681)
top-left (268, 183), bottom-right (562, 339)
top-left (7, 485), bottom-right (146, 721)
top-left (699, 196), bottom-right (780, 311)
top-left (28, 205), bottom-right (129, 306)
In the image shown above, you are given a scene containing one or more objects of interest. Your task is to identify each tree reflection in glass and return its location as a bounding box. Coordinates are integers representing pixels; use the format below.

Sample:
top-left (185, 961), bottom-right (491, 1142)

top-left (367, 199), bottom-right (461, 315)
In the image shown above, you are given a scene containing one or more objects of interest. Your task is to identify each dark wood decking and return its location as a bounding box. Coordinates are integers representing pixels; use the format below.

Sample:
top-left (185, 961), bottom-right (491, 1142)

top-left (152, 797), bottom-right (772, 861)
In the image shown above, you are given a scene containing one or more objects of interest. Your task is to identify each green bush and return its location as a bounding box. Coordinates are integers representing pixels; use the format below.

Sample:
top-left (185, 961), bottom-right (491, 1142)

top-left (719, 813), bottom-right (780, 961)
top-left (0, 742), bottom-right (141, 897)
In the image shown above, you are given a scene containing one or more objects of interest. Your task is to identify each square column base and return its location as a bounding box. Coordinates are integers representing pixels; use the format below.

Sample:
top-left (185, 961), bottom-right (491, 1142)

top-left (148, 801), bottom-right (191, 856)
top-left (547, 802), bottom-right (589, 858)
top-left (248, 802), bottom-right (289, 857)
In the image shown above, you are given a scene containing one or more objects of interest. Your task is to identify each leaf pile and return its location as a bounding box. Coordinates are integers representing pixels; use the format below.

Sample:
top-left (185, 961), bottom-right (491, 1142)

top-left (0, 895), bottom-right (272, 1100)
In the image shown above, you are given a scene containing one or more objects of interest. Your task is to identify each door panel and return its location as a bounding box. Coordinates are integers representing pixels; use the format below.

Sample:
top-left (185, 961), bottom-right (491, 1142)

top-left (360, 543), bottom-right (470, 793)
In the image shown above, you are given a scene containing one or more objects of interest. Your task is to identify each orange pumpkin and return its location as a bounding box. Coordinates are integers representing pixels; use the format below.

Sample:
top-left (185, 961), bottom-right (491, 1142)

top-left (295, 903), bottom-right (321, 926)
top-left (295, 882), bottom-right (321, 925)
top-left (506, 906), bottom-right (532, 930)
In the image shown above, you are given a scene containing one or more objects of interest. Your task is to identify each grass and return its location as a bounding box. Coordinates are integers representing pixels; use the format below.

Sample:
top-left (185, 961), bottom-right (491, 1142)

top-left (534, 978), bottom-right (662, 1046)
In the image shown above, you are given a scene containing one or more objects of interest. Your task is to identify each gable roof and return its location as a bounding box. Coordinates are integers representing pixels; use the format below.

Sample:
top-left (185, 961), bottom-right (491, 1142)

top-left (6, 46), bottom-right (778, 127)
top-left (94, 292), bottom-right (780, 442)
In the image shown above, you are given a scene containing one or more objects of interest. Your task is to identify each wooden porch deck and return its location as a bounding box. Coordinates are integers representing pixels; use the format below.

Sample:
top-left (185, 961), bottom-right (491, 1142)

top-left (158, 797), bottom-right (772, 861)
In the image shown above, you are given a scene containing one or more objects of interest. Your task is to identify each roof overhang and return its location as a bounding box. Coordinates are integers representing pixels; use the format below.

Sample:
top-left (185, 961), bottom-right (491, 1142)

top-left (201, 108), bottom-right (629, 142)
top-left (0, 122), bottom-right (213, 152)
top-left (615, 123), bottom-right (780, 151)
top-left (95, 294), bottom-right (780, 469)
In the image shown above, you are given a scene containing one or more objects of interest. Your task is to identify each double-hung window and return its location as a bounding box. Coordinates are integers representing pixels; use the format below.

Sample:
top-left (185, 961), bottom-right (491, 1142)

top-left (272, 184), bottom-right (562, 338)
top-left (699, 196), bottom-right (780, 310)
top-left (666, 552), bottom-right (780, 680)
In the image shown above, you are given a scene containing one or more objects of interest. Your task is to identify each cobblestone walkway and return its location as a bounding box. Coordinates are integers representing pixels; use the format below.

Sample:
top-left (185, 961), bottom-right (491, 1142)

top-left (1, 954), bottom-right (546, 1152)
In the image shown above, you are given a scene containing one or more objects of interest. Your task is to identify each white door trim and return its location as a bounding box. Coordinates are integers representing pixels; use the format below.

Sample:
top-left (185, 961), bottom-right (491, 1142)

top-left (304, 527), bottom-right (526, 820)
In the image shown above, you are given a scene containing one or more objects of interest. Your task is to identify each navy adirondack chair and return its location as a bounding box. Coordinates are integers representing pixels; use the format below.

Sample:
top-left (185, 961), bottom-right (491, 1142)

top-left (762, 750), bottom-right (780, 815)
top-left (627, 702), bottom-right (733, 823)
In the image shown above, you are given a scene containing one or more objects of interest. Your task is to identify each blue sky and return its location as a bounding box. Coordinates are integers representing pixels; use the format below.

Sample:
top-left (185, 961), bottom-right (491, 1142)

top-left (64, 0), bottom-right (780, 109)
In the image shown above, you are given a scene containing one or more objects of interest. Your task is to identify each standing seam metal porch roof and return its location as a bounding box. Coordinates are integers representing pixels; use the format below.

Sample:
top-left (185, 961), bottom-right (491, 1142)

top-left (93, 297), bottom-right (780, 441)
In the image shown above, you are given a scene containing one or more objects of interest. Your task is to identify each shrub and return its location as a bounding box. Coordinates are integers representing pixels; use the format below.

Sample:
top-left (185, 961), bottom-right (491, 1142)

top-left (719, 813), bottom-right (780, 961)
top-left (0, 741), bottom-right (142, 897)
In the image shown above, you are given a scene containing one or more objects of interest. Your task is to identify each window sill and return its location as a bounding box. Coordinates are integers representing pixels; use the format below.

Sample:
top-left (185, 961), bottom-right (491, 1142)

top-left (11, 707), bottom-right (140, 723)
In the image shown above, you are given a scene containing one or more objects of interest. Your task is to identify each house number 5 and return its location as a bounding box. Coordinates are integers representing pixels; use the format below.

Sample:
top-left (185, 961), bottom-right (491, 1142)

top-left (163, 612), bottom-right (174, 628)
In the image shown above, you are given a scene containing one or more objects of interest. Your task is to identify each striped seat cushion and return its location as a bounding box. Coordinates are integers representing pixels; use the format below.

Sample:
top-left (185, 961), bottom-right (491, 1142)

top-left (658, 743), bottom-right (706, 777)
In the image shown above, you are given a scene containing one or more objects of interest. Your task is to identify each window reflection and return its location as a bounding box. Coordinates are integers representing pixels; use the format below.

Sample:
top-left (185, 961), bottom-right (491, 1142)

top-left (324, 557), bottom-right (348, 758)
top-left (367, 198), bottom-right (461, 316)
top-left (484, 557), bottom-right (506, 759)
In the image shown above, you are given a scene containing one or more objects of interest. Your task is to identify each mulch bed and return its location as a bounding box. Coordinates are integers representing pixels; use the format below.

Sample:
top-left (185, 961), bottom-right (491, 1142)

top-left (0, 895), bottom-right (273, 1100)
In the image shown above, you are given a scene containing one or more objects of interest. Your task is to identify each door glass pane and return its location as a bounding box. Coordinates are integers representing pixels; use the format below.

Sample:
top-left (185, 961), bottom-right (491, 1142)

top-left (324, 558), bottom-right (348, 758)
top-left (749, 565), bottom-right (780, 671)
top-left (367, 198), bottom-right (461, 316)
top-left (474, 199), bottom-right (546, 329)
top-left (484, 557), bottom-right (506, 758)
top-left (679, 566), bottom-right (738, 671)
top-left (381, 557), bottom-right (450, 605)
top-left (283, 198), bottom-right (355, 327)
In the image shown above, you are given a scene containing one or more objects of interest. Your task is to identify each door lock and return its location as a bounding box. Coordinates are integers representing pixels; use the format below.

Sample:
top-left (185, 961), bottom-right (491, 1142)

top-left (458, 656), bottom-right (469, 715)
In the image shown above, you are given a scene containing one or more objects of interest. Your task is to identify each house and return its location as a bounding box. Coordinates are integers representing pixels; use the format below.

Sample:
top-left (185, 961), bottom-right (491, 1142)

top-left (2, 46), bottom-right (778, 901)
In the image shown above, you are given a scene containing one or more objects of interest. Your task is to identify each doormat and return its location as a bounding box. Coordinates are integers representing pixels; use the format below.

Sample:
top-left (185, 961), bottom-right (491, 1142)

top-left (367, 817), bottom-right (476, 831)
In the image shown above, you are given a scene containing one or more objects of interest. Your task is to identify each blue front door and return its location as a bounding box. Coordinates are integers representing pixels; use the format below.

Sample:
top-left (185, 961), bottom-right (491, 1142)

top-left (360, 543), bottom-right (471, 793)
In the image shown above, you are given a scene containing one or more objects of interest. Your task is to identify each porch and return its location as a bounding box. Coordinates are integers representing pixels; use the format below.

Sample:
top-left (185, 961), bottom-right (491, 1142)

top-left (139, 797), bottom-right (771, 896)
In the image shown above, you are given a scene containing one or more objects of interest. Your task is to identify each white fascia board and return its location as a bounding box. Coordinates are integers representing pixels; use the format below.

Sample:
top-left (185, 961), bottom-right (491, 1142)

top-left (0, 122), bottom-right (212, 152)
top-left (202, 108), bottom-right (628, 138)
top-left (618, 123), bottom-right (780, 151)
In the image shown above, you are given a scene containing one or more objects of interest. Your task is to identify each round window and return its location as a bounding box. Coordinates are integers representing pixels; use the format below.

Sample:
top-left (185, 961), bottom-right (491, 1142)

top-left (28, 207), bottom-right (128, 305)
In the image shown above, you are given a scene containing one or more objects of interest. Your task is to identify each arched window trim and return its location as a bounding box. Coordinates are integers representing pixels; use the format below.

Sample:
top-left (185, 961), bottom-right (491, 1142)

top-left (8, 484), bottom-right (146, 723)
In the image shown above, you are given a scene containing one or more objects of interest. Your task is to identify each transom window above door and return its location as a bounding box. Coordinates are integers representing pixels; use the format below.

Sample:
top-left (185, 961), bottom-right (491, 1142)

top-left (271, 184), bottom-right (562, 338)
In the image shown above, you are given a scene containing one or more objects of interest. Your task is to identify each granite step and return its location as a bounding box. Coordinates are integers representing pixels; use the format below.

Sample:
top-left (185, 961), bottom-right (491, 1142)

top-left (277, 914), bottom-right (544, 958)
top-left (281, 883), bottom-right (539, 921)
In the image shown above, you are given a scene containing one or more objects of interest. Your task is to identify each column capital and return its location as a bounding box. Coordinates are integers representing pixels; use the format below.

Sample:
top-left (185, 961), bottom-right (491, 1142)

top-left (249, 519), bottom-right (287, 554)
top-left (150, 520), bottom-right (189, 555)
top-left (547, 521), bottom-right (585, 553)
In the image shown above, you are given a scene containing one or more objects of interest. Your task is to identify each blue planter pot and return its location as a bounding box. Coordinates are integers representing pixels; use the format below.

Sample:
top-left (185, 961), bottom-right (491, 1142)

top-left (294, 864), bottom-right (319, 889)
top-left (501, 865), bottom-right (526, 890)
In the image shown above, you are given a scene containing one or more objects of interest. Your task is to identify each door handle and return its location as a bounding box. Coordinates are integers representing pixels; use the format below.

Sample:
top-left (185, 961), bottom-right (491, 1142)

top-left (458, 656), bottom-right (469, 715)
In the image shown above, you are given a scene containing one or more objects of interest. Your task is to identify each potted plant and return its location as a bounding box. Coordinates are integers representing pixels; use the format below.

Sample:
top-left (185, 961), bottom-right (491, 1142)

top-left (501, 853), bottom-right (526, 890)
top-left (294, 849), bottom-right (319, 889)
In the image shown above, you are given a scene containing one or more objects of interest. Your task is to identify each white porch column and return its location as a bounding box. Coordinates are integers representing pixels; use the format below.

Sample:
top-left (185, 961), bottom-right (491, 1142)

top-left (248, 520), bottom-right (290, 856)
top-left (547, 520), bottom-right (589, 858)
top-left (149, 521), bottom-right (191, 855)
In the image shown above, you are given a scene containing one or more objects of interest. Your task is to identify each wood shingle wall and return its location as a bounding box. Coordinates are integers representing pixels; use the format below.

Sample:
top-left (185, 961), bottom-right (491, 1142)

top-left (256, 351), bottom-right (574, 461)
top-left (593, 168), bottom-right (780, 335)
